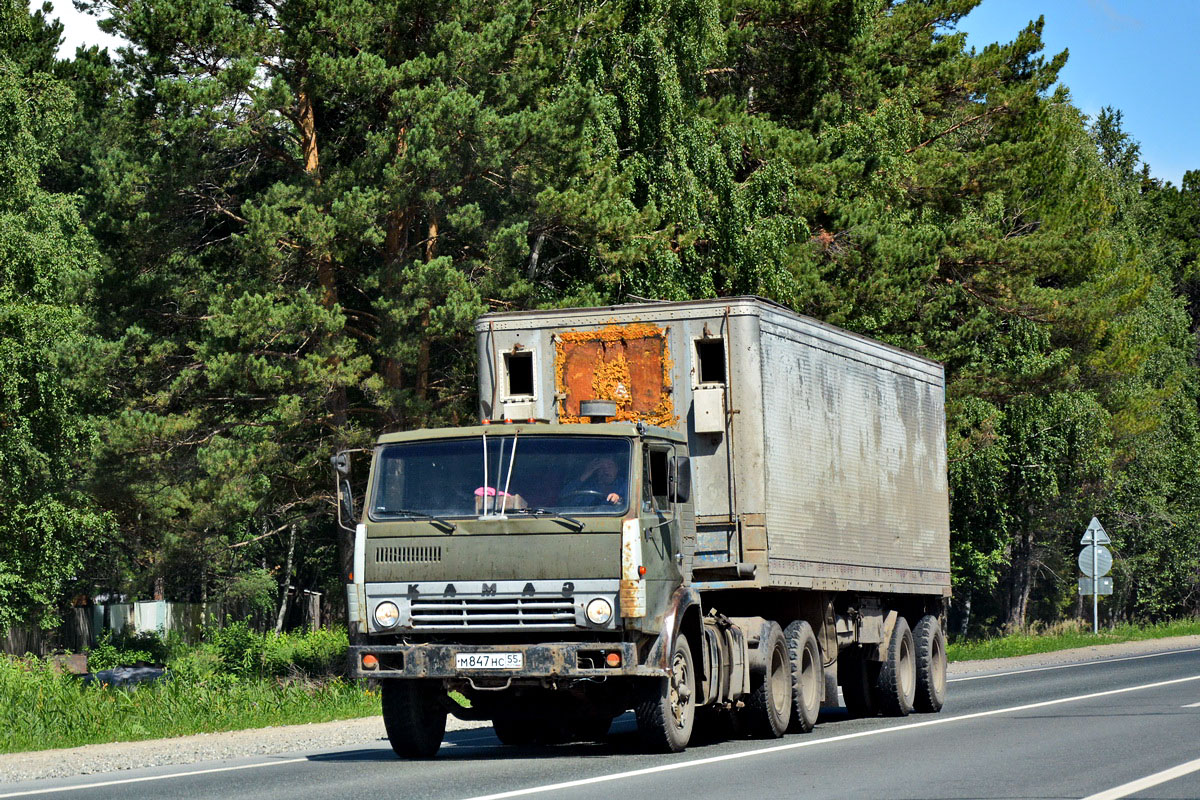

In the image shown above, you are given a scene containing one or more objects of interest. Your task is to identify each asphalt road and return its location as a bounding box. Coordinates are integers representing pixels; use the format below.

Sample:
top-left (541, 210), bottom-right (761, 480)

top-left (5, 646), bottom-right (1199, 800)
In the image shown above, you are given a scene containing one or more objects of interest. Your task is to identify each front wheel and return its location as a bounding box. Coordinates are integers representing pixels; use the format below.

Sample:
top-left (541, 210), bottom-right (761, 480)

top-left (635, 632), bottom-right (696, 753)
top-left (569, 713), bottom-right (613, 743)
top-left (381, 680), bottom-right (447, 759)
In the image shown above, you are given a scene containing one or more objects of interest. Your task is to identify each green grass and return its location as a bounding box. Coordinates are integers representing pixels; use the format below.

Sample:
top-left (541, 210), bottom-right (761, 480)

top-left (947, 618), bottom-right (1200, 662)
top-left (0, 657), bottom-right (381, 754)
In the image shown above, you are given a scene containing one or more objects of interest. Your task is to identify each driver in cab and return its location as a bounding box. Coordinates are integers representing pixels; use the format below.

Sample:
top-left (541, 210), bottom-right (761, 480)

top-left (565, 456), bottom-right (623, 505)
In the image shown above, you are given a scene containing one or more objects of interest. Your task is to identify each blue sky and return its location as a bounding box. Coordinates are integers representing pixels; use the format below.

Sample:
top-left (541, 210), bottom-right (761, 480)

top-left (40, 0), bottom-right (1200, 185)
top-left (958, 0), bottom-right (1200, 186)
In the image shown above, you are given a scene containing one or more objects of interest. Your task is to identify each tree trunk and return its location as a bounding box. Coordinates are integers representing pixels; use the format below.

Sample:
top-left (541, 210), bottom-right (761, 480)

top-left (200, 562), bottom-right (208, 630)
top-left (275, 524), bottom-right (296, 633)
top-left (380, 176), bottom-right (411, 413)
top-left (298, 88), bottom-right (321, 177)
top-left (297, 86), bottom-right (353, 580)
top-left (415, 219), bottom-right (438, 404)
top-left (304, 592), bottom-right (320, 632)
top-left (1007, 529), bottom-right (1034, 629)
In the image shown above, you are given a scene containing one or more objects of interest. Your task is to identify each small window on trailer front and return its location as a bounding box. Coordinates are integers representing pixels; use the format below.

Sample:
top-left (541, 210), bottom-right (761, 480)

top-left (695, 338), bottom-right (726, 385)
top-left (504, 350), bottom-right (535, 397)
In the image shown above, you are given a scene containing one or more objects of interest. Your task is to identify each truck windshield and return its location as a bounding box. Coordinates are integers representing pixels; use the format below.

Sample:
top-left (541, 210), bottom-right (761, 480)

top-left (370, 436), bottom-right (631, 520)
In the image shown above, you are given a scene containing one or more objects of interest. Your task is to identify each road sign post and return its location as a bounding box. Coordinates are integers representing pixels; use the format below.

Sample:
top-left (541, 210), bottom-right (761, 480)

top-left (1079, 517), bottom-right (1111, 634)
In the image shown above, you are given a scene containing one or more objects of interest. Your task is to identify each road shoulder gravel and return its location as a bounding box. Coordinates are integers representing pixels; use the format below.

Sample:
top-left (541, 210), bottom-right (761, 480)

top-left (4, 634), bottom-right (1198, 784)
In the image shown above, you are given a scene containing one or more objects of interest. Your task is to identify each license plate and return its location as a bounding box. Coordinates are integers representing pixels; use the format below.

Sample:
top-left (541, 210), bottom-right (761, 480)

top-left (455, 652), bottom-right (523, 670)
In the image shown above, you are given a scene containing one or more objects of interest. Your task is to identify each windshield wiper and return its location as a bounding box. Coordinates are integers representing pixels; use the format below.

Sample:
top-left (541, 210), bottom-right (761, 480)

top-left (377, 508), bottom-right (457, 532)
top-left (512, 507), bottom-right (584, 532)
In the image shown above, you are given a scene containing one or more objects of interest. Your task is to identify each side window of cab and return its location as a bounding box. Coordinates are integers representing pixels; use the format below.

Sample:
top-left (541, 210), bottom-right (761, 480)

top-left (643, 445), bottom-right (671, 514)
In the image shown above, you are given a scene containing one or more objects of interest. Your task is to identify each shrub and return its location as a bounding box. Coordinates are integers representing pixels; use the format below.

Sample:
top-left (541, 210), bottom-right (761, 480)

top-left (261, 627), bottom-right (348, 678)
top-left (289, 628), bottom-right (348, 677)
top-left (209, 620), bottom-right (266, 676)
top-left (86, 630), bottom-right (169, 670)
top-left (206, 622), bottom-right (349, 678)
top-left (166, 645), bottom-right (221, 682)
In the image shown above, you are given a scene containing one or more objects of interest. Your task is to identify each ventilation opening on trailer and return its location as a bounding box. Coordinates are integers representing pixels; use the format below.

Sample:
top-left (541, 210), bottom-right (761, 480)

top-left (504, 351), bottom-right (535, 397)
top-left (695, 339), bottom-right (726, 385)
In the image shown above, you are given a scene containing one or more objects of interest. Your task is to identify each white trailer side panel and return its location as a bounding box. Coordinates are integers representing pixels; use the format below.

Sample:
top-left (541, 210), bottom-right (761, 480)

top-left (756, 312), bottom-right (950, 594)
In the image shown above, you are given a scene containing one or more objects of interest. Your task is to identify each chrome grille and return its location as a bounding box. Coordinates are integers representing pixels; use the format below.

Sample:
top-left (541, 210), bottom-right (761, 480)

top-left (410, 596), bottom-right (575, 629)
top-left (376, 545), bottom-right (442, 564)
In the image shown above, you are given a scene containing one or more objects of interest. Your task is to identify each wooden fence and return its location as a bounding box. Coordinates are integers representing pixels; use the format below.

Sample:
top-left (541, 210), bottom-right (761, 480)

top-left (3, 592), bottom-right (325, 656)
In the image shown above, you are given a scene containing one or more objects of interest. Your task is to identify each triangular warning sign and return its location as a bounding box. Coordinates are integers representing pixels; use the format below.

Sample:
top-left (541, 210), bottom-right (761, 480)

top-left (1080, 516), bottom-right (1110, 545)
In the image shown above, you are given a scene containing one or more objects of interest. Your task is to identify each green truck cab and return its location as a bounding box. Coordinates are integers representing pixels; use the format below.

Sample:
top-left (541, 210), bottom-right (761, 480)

top-left (342, 421), bottom-right (699, 754)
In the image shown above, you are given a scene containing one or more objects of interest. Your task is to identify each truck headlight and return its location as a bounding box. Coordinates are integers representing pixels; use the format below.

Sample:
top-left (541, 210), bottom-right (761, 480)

top-left (585, 597), bottom-right (613, 626)
top-left (374, 601), bottom-right (400, 628)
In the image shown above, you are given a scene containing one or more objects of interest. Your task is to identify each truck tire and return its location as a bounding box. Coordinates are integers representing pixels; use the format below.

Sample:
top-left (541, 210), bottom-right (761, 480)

top-left (569, 713), bottom-right (613, 743)
top-left (876, 616), bottom-right (916, 717)
top-left (381, 680), bottom-right (447, 759)
top-left (746, 621), bottom-right (791, 738)
top-left (492, 713), bottom-right (538, 746)
top-left (839, 646), bottom-right (879, 718)
top-left (913, 614), bottom-right (947, 712)
top-left (784, 620), bottom-right (822, 733)
top-left (635, 632), bottom-right (696, 753)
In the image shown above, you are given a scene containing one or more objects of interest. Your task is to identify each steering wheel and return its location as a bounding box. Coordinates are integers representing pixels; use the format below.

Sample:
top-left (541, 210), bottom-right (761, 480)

top-left (562, 489), bottom-right (608, 506)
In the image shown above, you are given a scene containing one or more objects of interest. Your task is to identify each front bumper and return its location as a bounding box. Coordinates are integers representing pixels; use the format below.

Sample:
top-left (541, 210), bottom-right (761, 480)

top-left (350, 641), bottom-right (666, 680)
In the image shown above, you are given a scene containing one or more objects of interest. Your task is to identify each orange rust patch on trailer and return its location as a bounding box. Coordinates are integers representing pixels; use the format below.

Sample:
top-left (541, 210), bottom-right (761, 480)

top-left (555, 323), bottom-right (677, 427)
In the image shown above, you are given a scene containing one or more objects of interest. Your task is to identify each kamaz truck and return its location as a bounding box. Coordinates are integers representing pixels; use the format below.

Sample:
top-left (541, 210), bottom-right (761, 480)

top-left (334, 297), bottom-right (951, 757)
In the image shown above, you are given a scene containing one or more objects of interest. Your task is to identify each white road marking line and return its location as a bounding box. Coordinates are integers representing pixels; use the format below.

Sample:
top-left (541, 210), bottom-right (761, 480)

top-left (0, 758), bottom-right (306, 798)
top-left (1183, 700), bottom-right (1200, 708)
top-left (948, 646), bottom-right (1200, 682)
top-left (458, 673), bottom-right (1200, 800)
top-left (1078, 755), bottom-right (1200, 800)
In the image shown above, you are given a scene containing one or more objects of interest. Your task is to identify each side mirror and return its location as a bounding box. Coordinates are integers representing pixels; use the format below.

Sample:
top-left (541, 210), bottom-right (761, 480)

top-left (332, 451), bottom-right (356, 532)
top-left (339, 479), bottom-right (356, 527)
top-left (669, 456), bottom-right (692, 504)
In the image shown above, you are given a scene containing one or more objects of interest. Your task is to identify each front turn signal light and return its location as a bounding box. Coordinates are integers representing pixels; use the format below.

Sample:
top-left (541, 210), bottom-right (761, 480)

top-left (361, 654), bottom-right (379, 670)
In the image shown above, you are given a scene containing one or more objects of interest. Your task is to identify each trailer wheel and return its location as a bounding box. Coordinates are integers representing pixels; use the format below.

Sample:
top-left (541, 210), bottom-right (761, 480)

top-left (746, 621), bottom-right (791, 738)
top-left (784, 620), bottom-right (822, 733)
top-left (877, 616), bottom-right (916, 716)
top-left (839, 646), bottom-right (879, 718)
top-left (635, 632), bottom-right (696, 752)
top-left (381, 680), bottom-right (447, 759)
top-left (913, 614), bottom-right (947, 712)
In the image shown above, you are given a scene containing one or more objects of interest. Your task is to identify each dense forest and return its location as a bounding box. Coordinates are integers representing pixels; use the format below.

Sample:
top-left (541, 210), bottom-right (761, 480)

top-left (3, 0), bottom-right (1198, 638)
